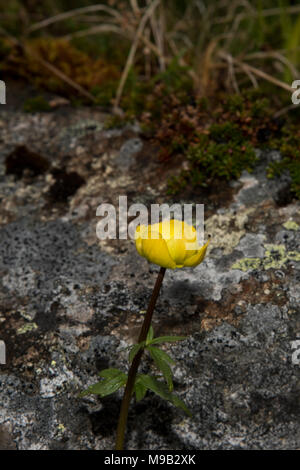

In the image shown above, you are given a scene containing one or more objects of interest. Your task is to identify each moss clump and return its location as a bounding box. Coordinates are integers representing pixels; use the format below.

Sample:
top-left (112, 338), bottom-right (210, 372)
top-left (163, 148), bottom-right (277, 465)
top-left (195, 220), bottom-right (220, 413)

top-left (266, 125), bottom-right (300, 199)
top-left (23, 96), bottom-right (52, 113)
top-left (103, 114), bottom-right (134, 130)
top-left (3, 38), bottom-right (120, 101)
top-left (167, 122), bottom-right (257, 193)
top-left (188, 140), bottom-right (256, 185)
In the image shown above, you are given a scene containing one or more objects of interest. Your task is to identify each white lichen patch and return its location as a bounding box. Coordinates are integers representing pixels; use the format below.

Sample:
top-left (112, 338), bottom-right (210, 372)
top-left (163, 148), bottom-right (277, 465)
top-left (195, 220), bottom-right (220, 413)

top-left (40, 364), bottom-right (76, 398)
top-left (205, 208), bottom-right (254, 255)
top-left (3, 266), bottom-right (37, 296)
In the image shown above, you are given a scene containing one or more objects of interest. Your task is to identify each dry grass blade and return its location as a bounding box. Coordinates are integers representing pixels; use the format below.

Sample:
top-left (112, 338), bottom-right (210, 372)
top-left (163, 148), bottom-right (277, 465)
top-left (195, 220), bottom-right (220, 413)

top-left (213, 4), bottom-right (300, 25)
top-left (63, 24), bottom-right (126, 41)
top-left (218, 51), bottom-right (294, 93)
top-left (114, 0), bottom-right (161, 112)
top-left (237, 63), bottom-right (258, 88)
top-left (130, 0), bottom-right (141, 17)
top-left (146, 0), bottom-right (165, 71)
top-left (28, 4), bottom-right (122, 33)
top-left (225, 53), bottom-right (240, 94)
top-left (245, 51), bottom-right (299, 79)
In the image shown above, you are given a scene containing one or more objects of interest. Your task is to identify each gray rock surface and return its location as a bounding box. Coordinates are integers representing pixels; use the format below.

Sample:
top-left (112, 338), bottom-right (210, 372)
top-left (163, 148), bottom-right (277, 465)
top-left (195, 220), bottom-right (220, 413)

top-left (0, 98), bottom-right (299, 450)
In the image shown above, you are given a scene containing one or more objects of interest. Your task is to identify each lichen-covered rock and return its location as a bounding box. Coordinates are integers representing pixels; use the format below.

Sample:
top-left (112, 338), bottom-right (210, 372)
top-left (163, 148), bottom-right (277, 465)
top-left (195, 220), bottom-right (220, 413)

top-left (0, 91), bottom-right (299, 450)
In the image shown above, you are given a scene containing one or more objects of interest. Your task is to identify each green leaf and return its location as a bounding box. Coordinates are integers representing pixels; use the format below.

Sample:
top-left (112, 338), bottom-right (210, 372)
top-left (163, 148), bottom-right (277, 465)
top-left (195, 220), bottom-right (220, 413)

top-left (80, 370), bottom-right (127, 398)
top-left (138, 374), bottom-right (192, 416)
top-left (98, 368), bottom-right (126, 379)
top-left (146, 325), bottom-right (154, 344)
top-left (147, 346), bottom-right (176, 365)
top-left (128, 341), bottom-right (145, 363)
top-left (147, 346), bottom-right (174, 391)
top-left (148, 335), bottom-right (187, 346)
top-left (170, 393), bottom-right (192, 417)
top-left (134, 376), bottom-right (148, 402)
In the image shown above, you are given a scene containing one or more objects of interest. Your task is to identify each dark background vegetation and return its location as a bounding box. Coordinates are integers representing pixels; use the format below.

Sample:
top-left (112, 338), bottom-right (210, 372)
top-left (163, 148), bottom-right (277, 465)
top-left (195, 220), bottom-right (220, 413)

top-left (0, 0), bottom-right (300, 198)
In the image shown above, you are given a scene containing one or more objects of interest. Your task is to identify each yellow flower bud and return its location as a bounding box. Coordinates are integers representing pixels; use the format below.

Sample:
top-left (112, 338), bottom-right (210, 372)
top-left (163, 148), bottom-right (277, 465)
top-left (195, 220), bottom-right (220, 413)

top-left (135, 219), bottom-right (210, 269)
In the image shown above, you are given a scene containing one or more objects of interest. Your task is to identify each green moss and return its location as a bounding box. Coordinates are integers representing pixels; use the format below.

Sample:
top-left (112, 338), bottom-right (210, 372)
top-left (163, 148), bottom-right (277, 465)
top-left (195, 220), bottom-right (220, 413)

top-left (0, 28), bottom-right (298, 200)
top-left (222, 94), bottom-right (244, 113)
top-left (189, 140), bottom-right (256, 183)
top-left (209, 122), bottom-right (245, 144)
top-left (91, 81), bottom-right (118, 108)
top-left (167, 121), bottom-right (257, 194)
top-left (23, 96), bottom-right (52, 113)
top-left (103, 114), bottom-right (133, 130)
top-left (266, 125), bottom-right (300, 199)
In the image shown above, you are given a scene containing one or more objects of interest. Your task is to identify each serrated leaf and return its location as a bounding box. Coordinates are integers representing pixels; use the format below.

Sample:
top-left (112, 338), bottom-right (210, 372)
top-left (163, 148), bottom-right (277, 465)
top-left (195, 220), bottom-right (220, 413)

top-left (129, 341), bottom-right (145, 363)
top-left (134, 376), bottom-right (148, 402)
top-left (80, 372), bottom-right (127, 398)
top-left (138, 374), bottom-right (191, 416)
top-left (148, 335), bottom-right (186, 346)
top-left (146, 325), bottom-right (154, 344)
top-left (147, 346), bottom-right (174, 391)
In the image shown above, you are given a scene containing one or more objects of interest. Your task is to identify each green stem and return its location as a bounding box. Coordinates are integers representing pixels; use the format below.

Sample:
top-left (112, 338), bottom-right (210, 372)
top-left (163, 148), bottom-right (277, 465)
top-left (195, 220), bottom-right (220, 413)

top-left (115, 267), bottom-right (166, 450)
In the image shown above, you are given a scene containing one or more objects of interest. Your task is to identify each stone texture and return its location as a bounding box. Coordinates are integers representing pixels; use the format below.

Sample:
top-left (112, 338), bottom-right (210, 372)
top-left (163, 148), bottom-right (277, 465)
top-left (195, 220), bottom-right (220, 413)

top-left (0, 92), bottom-right (300, 450)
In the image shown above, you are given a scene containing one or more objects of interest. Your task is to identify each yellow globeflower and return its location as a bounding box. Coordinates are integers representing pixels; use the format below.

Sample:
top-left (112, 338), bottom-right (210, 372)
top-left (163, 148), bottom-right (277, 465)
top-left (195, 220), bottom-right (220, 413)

top-left (135, 219), bottom-right (210, 269)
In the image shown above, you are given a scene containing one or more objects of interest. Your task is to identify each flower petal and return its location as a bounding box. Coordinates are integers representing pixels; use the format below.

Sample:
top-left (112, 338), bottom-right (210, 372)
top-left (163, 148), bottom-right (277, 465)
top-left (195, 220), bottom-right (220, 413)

top-left (166, 237), bottom-right (186, 266)
top-left (183, 241), bottom-right (210, 267)
top-left (141, 230), bottom-right (177, 269)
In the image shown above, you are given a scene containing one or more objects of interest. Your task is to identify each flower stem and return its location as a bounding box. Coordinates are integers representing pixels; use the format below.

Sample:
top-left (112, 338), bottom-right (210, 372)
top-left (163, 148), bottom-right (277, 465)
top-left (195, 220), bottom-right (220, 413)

top-left (115, 267), bottom-right (166, 450)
